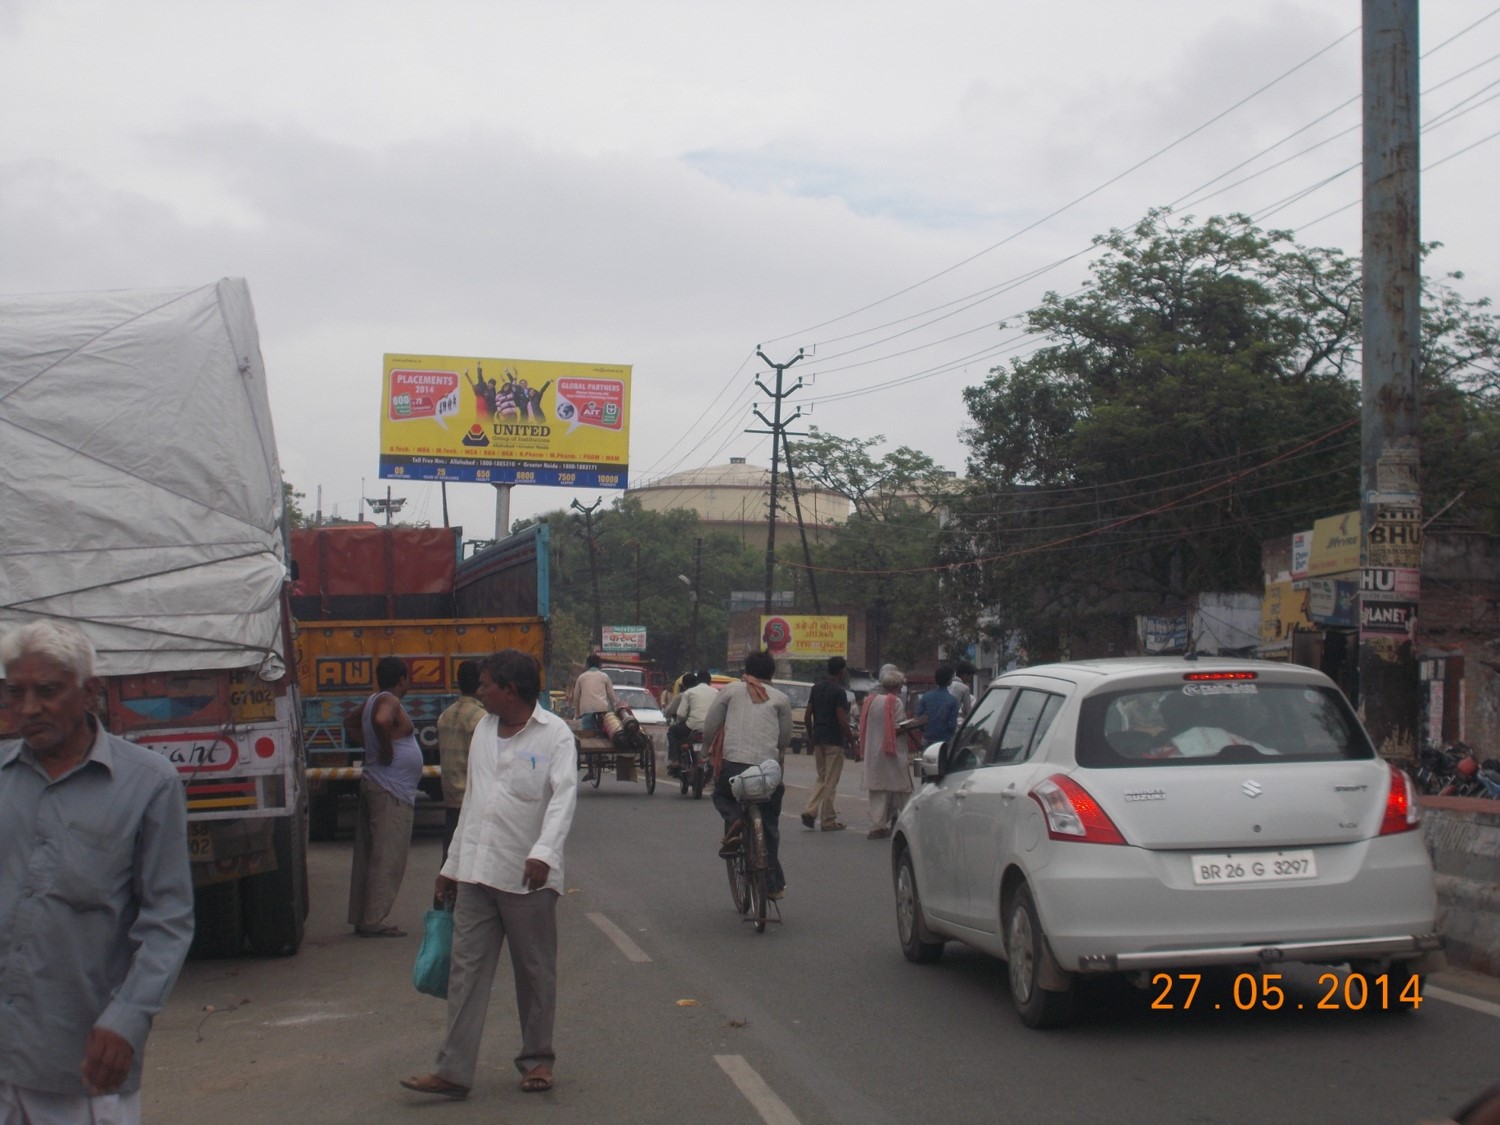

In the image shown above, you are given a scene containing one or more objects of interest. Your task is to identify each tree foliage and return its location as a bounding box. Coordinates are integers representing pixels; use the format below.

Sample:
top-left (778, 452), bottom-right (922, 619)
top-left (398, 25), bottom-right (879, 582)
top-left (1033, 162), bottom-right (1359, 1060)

top-left (957, 210), bottom-right (1500, 658)
top-left (788, 429), bottom-right (954, 669)
top-left (521, 497), bottom-right (763, 686)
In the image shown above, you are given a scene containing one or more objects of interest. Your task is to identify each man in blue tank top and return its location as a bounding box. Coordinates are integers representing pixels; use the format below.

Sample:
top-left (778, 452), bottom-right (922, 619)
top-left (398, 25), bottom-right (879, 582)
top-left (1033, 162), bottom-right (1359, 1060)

top-left (348, 657), bottom-right (424, 937)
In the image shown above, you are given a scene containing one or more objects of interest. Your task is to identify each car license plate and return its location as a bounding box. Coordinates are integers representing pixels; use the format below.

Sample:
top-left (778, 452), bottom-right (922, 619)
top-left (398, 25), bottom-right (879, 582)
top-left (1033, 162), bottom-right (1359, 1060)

top-left (187, 823), bottom-right (214, 862)
top-left (1191, 850), bottom-right (1317, 886)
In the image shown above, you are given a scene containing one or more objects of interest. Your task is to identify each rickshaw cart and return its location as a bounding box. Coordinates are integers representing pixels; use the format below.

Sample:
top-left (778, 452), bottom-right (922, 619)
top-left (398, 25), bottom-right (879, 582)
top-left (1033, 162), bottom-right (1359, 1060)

top-left (571, 707), bottom-right (656, 794)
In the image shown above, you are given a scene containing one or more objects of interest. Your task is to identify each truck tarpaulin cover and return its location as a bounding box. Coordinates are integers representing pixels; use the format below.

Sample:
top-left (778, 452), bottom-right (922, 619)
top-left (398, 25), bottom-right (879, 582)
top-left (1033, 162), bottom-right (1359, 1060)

top-left (0, 279), bottom-right (288, 676)
top-left (290, 527), bottom-right (459, 619)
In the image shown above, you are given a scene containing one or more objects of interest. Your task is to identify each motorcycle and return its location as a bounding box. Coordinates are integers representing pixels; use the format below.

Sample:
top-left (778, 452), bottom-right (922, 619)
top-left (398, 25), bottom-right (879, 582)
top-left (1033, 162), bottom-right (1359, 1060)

top-left (677, 728), bottom-right (708, 800)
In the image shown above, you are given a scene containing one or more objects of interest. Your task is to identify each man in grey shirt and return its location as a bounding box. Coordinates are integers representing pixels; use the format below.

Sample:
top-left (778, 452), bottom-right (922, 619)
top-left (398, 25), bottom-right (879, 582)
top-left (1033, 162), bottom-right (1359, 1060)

top-left (0, 620), bottom-right (194, 1123)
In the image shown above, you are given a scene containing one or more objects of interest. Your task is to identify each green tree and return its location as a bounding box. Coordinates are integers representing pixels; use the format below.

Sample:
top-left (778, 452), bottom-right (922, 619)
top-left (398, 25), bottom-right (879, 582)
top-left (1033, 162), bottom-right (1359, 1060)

top-left (282, 480), bottom-right (313, 528)
top-left (1418, 267), bottom-right (1500, 531)
top-left (787, 429), bottom-right (954, 669)
top-left (958, 210), bottom-right (1500, 658)
top-left (527, 497), bottom-right (762, 681)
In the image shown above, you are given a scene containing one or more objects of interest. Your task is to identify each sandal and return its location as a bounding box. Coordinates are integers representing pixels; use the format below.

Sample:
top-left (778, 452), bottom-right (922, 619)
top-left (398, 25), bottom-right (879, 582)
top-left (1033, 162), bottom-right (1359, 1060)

top-left (356, 924), bottom-right (408, 938)
top-left (400, 1074), bottom-right (469, 1100)
top-left (520, 1065), bottom-right (554, 1092)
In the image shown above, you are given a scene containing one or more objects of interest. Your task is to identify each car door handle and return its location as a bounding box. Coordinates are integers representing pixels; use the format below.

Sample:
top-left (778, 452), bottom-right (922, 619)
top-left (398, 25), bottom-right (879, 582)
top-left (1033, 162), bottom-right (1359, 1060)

top-left (999, 783), bottom-right (1019, 800)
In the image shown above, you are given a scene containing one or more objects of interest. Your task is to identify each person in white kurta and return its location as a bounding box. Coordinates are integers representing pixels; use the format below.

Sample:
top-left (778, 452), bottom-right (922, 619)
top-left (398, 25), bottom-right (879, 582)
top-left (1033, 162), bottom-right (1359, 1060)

top-left (401, 649), bottom-right (577, 1101)
top-left (860, 665), bottom-right (915, 839)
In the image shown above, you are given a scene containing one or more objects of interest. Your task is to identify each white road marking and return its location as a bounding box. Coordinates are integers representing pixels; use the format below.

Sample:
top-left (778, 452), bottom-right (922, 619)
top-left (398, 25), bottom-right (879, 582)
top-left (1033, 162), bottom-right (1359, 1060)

top-left (715, 1055), bottom-right (801, 1125)
top-left (585, 911), bottom-right (652, 963)
top-left (1428, 985), bottom-right (1500, 1019)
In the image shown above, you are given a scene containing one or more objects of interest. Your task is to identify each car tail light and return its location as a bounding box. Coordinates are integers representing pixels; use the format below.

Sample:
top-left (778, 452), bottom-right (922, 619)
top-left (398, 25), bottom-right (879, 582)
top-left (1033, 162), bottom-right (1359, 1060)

top-left (1183, 671), bottom-right (1258, 681)
top-left (1379, 764), bottom-right (1421, 835)
top-left (1030, 775), bottom-right (1127, 845)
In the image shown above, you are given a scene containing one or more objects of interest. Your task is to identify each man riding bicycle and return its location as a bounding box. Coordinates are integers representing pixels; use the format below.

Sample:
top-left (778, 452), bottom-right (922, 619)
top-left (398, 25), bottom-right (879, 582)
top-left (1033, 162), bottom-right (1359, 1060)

top-left (702, 650), bottom-right (792, 899)
top-left (663, 669), bottom-right (718, 775)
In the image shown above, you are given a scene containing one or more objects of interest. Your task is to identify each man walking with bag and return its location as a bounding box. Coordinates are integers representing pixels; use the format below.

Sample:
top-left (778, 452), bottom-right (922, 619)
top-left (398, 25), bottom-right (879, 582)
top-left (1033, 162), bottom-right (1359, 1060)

top-left (402, 649), bottom-right (577, 1101)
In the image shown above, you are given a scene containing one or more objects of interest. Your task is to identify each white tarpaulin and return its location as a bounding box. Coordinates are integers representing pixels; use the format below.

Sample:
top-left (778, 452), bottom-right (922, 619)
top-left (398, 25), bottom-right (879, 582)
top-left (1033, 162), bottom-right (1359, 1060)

top-left (0, 279), bottom-right (288, 676)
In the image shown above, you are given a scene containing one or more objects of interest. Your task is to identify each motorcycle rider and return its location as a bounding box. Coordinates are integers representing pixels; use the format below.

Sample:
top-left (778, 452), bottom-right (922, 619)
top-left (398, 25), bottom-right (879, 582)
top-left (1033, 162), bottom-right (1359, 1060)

top-left (663, 669), bottom-right (718, 776)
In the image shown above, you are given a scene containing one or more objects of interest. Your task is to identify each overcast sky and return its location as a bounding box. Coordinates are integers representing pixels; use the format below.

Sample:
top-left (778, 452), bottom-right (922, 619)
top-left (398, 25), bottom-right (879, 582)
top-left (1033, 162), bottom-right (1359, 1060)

top-left (3, 1), bottom-right (1496, 541)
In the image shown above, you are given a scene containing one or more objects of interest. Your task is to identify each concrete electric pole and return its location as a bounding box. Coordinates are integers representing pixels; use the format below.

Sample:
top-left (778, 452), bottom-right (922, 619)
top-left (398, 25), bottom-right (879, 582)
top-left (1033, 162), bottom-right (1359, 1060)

top-left (749, 347), bottom-right (805, 615)
top-left (1358, 0), bottom-right (1423, 757)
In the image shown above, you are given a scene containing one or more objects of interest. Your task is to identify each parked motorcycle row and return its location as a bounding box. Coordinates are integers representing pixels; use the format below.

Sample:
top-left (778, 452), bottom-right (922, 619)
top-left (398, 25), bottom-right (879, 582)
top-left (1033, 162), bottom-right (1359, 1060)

top-left (1414, 741), bottom-right (1500, 798)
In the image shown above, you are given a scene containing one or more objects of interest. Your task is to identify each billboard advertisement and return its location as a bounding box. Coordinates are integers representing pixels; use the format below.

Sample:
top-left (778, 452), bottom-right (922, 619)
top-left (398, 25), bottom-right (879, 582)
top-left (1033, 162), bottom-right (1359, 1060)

top-left (759, 615), bottom-right (849, 661)
top-left (379, 353), bottom-right (631, 489)
top-left (601, 626), bottom-right (647, 654)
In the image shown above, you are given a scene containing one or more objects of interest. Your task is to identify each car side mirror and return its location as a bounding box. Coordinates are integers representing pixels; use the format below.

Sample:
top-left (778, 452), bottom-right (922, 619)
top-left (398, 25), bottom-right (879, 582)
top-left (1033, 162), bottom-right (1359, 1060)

top-left (918, 743), bottom-right (944, 783)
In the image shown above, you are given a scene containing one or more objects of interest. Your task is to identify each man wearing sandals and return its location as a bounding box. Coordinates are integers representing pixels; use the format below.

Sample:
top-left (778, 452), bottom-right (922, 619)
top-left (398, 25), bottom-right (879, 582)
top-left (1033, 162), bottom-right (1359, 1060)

top-left (704, 649), bottom-right (792, 899)
top-left (348, 657), bottom-right (422, 938)
top-left (402, 649), bottom-right (577, 1101)
top-left (1, 621), bottom-right (194, 1125)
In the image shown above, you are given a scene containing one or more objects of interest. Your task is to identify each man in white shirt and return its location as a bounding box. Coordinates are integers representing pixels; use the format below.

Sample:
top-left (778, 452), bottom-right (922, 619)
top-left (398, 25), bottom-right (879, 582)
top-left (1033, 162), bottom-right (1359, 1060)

top-left (703, 650), bottom-right (792, 897)
top-left (566, 653), bottom-right (617, 734)
top-left (663, 668), bottom-right (718, 774)
top-left (401, 649), bottom-right (578, 1101)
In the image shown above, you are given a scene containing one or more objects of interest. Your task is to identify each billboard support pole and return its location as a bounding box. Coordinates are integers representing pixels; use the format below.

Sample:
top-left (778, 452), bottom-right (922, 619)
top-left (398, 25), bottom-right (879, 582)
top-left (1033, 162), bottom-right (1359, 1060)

top-left (494, 483), bottom-right (512, 540)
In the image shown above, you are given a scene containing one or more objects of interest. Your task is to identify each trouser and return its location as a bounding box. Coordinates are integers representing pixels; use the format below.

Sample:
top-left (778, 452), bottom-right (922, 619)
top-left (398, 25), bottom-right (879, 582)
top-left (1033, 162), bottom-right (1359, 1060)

top-left (802, 742), bottom-right (846, 824)
top-left (713, 762), bottom-right (786, 893)
top-left (347, 778), bottom-right (415, 929)
top-left (667, 722), bottom-right (691, 766)
top-left (441, 806), bottom-right (462, 868)
top-left (435, 882), bottom-right (559, 1088)
top-left (0, 1083), bottom-right (140, 1125)
top-left (869, 788), bottom-right (911, 829)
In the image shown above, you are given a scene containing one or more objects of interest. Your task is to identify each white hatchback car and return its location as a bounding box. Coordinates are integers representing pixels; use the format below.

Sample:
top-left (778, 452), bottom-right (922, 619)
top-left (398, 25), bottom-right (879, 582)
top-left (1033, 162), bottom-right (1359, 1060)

top-left (892, 658), bottom-right (1439, 1028)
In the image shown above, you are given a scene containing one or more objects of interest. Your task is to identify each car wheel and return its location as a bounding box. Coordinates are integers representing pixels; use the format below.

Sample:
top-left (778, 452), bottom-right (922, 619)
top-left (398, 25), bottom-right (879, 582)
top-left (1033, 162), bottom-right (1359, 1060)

top-left (1005, 883), bottom-right (1075, 1029)
top-left (1348, 959), bottom-right (1421, 1014)
top-left (894, 849), bottom-right (944, 964)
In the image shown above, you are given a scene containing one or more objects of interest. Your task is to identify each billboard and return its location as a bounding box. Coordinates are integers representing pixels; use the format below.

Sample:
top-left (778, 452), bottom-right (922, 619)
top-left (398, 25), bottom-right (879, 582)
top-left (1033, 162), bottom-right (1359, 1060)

top-left (759, 615), bottom-right (848, 661)
top-left (379, 353), bottom-right (631, 489)
top-left (601, 626), bottom-right (647, 654)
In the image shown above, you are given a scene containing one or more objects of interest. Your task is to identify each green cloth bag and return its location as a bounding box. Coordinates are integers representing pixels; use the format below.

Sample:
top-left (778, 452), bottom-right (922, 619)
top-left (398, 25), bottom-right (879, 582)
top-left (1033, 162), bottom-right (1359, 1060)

top-left (412, 907), bottom-right (453, 999)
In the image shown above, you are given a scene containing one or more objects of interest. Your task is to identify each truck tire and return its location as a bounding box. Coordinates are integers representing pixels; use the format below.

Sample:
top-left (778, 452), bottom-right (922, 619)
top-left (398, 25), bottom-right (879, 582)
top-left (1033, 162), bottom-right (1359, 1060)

top-left (189, 879), bottom-right (245, 959)
top-left (244, 802), bottom-right (310, 957)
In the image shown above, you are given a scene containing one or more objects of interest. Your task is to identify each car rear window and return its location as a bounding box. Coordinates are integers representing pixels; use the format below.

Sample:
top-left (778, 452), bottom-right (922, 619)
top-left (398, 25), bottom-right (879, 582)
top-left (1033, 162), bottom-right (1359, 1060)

top-left (618, 688), bottom-right (657, 711)
top-left (1076, 681), bottom-right (1375, 768)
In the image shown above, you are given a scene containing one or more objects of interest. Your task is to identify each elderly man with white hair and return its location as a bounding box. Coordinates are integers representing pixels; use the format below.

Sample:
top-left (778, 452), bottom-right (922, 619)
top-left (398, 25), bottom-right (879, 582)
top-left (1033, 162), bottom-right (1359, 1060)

top-left (858, 664), bottom-right (917, 839)
top-left (0, 620), bottom-right (194, 1125)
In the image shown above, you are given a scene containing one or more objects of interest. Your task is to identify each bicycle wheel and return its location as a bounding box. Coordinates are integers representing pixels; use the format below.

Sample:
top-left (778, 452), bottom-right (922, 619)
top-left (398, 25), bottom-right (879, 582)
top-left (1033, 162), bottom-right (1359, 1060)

top-left (725, 851), bottom-right (750, 915)
top-left (747, 807), bottom-right (769, 933)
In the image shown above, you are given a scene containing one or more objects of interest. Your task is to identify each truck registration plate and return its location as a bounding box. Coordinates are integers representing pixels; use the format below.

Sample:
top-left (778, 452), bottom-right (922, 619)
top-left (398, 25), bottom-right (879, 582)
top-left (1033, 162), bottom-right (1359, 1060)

top-left (187, 823), bottom-right (214, 862)
top-left (1191, 850), bottom-right (1316, 886)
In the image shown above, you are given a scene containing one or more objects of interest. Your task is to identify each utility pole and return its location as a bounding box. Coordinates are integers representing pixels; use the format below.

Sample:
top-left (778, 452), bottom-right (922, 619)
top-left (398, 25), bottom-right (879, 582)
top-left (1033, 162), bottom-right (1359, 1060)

top-left (780, 428), bottom-right (821, 613)
top-left (1358, 0), bottom-right (1422, 758)
top-left (749, 347), bottom-right (805, 614)
top-left (689, 536), bottom-right (703, 668)
top-left (624, 538), bottom-right (642, 623)
top-left (571, 498), bottom-right (604, 647)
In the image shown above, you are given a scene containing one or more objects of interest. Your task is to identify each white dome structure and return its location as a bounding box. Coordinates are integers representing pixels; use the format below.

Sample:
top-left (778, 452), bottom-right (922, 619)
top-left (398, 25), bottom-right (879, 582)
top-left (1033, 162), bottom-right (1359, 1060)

top-left (628, 457), bottom-right (849, 543)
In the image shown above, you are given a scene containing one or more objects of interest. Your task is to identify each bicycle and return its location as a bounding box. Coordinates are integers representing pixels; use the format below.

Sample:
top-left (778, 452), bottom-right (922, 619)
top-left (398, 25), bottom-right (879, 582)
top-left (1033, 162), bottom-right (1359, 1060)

top-left (723, 762), bottom-right (782, 933)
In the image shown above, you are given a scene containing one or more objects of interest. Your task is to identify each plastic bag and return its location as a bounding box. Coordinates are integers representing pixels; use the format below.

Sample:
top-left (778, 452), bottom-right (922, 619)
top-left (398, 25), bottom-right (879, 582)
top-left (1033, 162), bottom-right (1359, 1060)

top-left (412, 907), bottom-right (453, 999)
top-left (730, 758), bottom-right (783, 803)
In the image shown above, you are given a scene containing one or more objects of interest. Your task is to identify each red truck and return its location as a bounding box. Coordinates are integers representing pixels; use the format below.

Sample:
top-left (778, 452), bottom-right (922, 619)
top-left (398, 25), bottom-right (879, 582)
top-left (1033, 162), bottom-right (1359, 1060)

top-left (292, 524), bottom-right (551, 837)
